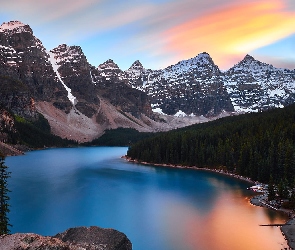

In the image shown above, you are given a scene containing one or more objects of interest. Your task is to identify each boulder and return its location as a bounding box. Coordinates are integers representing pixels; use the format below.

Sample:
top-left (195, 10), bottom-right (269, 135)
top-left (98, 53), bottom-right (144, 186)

top-left (0, 226), bottom-right (132, 250)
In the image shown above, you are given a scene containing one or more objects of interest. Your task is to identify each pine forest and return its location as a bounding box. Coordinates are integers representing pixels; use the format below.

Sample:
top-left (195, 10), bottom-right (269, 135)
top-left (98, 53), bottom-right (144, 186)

top-left (127, 104), bottom-right (295, 186)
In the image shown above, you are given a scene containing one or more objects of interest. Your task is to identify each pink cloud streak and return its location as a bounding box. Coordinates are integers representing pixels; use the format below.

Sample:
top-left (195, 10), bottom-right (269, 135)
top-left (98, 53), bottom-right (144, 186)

top-left (161, 0), bottom-right (295, 69)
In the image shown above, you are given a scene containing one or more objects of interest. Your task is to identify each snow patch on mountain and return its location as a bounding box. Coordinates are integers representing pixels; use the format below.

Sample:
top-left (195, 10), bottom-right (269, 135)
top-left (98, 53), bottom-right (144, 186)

top-left (152, 107), bottom-right (166, 115)
top-left (174, 110), bottom-right (187, 117)
top-left (0, 45), bottom-right (22, 66)
top-left (48, 51), bottom-right (77, 105)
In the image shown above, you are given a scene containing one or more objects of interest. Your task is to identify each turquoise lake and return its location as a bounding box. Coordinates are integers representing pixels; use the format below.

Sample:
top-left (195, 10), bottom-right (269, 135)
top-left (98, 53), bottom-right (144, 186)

top-left (6, 147), bottom-right (289, 249)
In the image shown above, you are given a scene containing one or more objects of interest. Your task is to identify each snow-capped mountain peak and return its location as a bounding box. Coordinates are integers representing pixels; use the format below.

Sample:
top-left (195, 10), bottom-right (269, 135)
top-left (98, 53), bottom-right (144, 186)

top-left (230, 54), bottom-right (276, 72)
top-left (0, 21), bottom-right (32, 34)
top-left (50, 44), bottom-right (86, 66)
top-left (223, 54), bottom-right (295, 112)
top-left (242, 54), bottom-right (255, 62)
top-left (98, 59), bottom-right (120, 70)
top-left (163, 52), bottom-right (220, 78)
top-left (124, 60), bottom-right (145, 86)
top-left (124, 52), bottom-right (231, 116)
top-left (95, 59), bottom-right (124, 82)
top-left (128, 60), bottom-right (144, 70)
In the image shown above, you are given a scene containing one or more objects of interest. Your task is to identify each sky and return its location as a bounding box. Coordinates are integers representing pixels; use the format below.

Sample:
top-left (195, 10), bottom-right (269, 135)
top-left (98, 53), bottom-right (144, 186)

top-left (0, 0), bottom-right (294, 70)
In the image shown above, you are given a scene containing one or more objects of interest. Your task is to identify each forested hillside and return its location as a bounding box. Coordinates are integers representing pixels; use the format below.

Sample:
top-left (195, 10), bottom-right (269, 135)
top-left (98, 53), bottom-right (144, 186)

top-left (2, 112), bottom-right (77, 150)
top-left (127, 104), bottom-right (295, 184)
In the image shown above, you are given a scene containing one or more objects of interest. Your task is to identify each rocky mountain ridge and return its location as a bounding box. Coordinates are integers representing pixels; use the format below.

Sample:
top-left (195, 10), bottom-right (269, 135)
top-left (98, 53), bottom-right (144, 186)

top-left (0, 21), bottom-right (167, 143)
top-left (123, 53), bottom-right (295, 116)
top-left (0, 20), bottom-right (295, 143)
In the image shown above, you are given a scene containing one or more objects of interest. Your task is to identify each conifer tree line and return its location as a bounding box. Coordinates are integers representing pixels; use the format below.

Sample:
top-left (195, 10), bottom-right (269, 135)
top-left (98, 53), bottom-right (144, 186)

top-left (0, 153), bottom-right (11, 235)
top-left (127, 104), bottom-right (295, 185)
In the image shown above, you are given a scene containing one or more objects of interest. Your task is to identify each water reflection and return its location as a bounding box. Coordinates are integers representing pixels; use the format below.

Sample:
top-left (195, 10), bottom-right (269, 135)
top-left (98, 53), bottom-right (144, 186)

top-left (163, 192), bottom-right (288, 250)
top-left (6, 147), bottom-right (289, 250)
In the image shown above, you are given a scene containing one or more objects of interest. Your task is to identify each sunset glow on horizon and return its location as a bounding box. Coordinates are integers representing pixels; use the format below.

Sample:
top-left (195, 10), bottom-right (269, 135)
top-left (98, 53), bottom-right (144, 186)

top-left (0, 0), bottom-right (294, 70)
top-left (163, 0), bottom-right (295, 69)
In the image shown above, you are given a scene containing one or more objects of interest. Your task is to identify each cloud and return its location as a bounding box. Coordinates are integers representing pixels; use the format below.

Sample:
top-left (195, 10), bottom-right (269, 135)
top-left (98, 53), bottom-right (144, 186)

top-left (0, 0), bottom-right (150, 33)
top-left (252, 55), bottom-right (295, 70)
top-left (1, 0), bottom-right (294, 70)
top-left (0, 0), bottom-right (157, 47)
top-left (161, 0), bottom-right (295, 69)
top-left (0, 0), bottom-right (100, 23)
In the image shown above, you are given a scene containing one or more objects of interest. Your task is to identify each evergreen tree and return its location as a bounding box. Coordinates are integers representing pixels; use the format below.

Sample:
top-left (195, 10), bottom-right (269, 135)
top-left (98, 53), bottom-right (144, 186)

top-left (127, 103), bottom-right (295, 185)
top-left (0, 154), bottom-right (11, 235)
top-left (278, 179), bottom-right (289, 199)
top-left (268, 175), bottom-right (276, 201)
top-left (289, 190), bottom-right (295, 209)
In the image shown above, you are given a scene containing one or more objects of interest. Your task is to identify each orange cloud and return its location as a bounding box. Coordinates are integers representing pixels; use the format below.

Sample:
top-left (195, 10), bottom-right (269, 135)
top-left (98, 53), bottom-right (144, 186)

top-left (163, 0), bottom-right (295, 69)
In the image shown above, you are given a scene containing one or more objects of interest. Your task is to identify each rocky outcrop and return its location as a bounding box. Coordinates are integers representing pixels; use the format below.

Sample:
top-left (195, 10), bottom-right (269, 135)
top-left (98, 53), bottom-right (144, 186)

top-left (0, 226), bottom-right (132, 250)
top-left (0, 233), bottom-right (68, 250)
top-left (55, 226), bottom-right (132, 250)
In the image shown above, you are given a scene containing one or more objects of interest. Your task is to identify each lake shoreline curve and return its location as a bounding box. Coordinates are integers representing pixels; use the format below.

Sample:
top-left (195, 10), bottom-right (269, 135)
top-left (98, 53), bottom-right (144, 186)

top-left (123, 155), bottom-right (295, 250)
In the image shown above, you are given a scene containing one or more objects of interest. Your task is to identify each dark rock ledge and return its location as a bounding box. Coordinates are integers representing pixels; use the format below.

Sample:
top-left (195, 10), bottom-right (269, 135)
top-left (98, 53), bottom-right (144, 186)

top-left (0, 226), bottom-right (132, 250)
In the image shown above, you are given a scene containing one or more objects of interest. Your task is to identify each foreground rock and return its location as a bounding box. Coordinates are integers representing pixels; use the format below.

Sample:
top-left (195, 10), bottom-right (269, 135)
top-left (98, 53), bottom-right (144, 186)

top-left (0, 226), bottom-right (132, 250)
top-left (281, 219), bottom-right (295, 250)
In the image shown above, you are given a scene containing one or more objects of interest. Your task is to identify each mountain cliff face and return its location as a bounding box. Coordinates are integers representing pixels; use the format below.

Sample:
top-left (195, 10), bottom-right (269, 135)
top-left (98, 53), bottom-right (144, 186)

top-left (0, 20), bottom-right (295, 143)
top-left (0, 21), bottom-right (71, 116)
top-left (49, 44), bottom-right (99, 117)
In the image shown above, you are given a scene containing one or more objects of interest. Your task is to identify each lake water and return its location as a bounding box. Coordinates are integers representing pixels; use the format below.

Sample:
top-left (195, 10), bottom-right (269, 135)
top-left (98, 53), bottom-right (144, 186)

top-left (6, 147), bottom-right (288, 250)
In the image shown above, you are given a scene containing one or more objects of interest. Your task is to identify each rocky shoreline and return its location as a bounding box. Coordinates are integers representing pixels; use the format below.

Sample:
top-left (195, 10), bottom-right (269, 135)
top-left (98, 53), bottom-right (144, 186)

top-left (250, 193), bottom-right (295, 250)
top-left (0, 226), bottom-right (132, 250)
top-left (124, 156), bottom-right (295, 250)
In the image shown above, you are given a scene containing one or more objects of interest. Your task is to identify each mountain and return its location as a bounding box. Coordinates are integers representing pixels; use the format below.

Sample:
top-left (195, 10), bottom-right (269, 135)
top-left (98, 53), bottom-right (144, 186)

top-left (0, 21), bottom-right (70, 119)
top-left (0, 21), bottom-right (165, 144)
top-left (125, 53), bottom-right (234, 116)
top-left (124, 53), bottom-right (295, 116)
top-left (0, 20), bottom-right (295, 145)
top-left (223, 54), bottom-right (295, 112)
